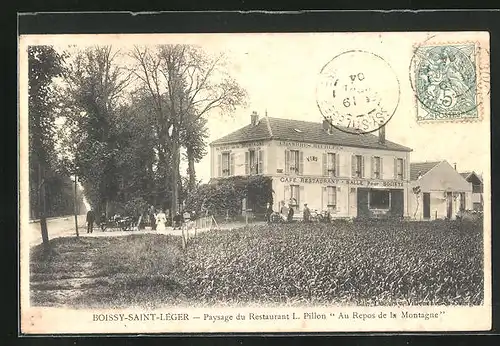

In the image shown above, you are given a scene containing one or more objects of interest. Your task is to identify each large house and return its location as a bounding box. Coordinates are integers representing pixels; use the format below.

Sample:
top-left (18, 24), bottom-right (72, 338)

top-left (409, 161), bottom-right (473, 220)
top-left (209, 111), bottom-right (413, 219)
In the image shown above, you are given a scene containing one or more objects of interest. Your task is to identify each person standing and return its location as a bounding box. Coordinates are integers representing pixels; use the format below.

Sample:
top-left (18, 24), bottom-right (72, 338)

top-left (149, 206), bottom-right (157, 231)
top-left (86, 209), bottom-right (95, 234)
top-left (99, 212), bottom-right (106, 231)
top-left (303, 203), bottom-right (311, 222)
top-left (265, 203), bottom-right (273, 223)
top-left (173, 212), bottom-right (183, 230)
top-left (287, 203), bottom-right (294, 223)
top-left (280, 201), bottom-right (288, 222)
top-left (155, 209), bottom-right (167, 231)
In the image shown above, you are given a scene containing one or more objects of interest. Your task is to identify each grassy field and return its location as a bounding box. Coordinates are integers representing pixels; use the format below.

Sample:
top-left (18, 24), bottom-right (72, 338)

top-left (30, 219), bottom-right (484, 308)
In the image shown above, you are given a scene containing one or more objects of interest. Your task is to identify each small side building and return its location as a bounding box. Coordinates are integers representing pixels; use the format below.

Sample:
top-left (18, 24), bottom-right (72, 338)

top-left (459, 171), bottom-right (484, 211)
top-left (409, 161), bottom-right (472, 220)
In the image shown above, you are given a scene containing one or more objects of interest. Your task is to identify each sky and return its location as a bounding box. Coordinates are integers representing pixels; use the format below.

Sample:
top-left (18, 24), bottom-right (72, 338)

top-left (20, 32), bottom-right (490, 184)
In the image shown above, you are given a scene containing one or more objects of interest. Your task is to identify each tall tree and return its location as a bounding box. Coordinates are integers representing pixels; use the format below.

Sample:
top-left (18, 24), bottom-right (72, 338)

top-left (131, 44), bottom-right (247, 215)
top-left (60, 46), bottom-right (132, 214)
top-left (28, 45), bottom-right (65, 250)
top-left (181, 115), bottom-right (208, 192)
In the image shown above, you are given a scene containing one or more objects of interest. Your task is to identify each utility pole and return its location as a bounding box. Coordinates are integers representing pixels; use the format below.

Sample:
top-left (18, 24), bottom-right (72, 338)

top-left (74, 175), bottom-right (79, 237)
top-left (38, 162), bottom-right (49, 249)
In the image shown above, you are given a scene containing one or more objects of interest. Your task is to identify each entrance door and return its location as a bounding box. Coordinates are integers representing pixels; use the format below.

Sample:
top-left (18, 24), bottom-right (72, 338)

top-left (446, 192), bottom-right (453, 219)
top-left (357, 188), bottom-right (370, 219)
top-left (348, 187), bottom-right (357, 217)
top-left (423, 193), bottom-right (430, 219)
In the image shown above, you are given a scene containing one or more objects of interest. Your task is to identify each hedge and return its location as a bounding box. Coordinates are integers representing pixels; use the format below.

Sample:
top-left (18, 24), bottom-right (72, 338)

top-left (185, 175), bottom-right (273, 218)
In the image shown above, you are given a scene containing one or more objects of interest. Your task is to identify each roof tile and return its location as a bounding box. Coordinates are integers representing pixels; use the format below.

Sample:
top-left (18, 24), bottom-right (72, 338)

top-left (410, 161), bottom-right (442, 181)
top-left (211, 117), bottom-right (412, 152)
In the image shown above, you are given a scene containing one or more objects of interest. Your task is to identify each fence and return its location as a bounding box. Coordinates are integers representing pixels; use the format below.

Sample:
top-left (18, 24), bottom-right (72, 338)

top-left (181, 215), bottom-right (219, 249)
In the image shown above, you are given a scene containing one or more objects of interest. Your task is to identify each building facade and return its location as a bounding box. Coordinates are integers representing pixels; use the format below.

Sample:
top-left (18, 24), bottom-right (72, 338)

top-left (210, 112), bottom-right (413, 219)
top-left (409, 161), bottom-right (473, 220)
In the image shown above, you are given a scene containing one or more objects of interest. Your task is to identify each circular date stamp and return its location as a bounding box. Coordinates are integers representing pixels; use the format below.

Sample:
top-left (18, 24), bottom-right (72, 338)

top-left (316, 50), bottom-right (400, 135)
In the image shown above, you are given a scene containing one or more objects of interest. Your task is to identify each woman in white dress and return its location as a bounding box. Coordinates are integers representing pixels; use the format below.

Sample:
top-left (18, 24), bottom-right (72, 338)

top-left (155, 209), bottom-right (167, 231)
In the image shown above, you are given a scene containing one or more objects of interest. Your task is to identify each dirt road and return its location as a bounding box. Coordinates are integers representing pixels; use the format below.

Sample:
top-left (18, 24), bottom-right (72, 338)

top-left (27, 215), bottom-right (87, 247)
top-left (27, 217), bottom-right (264, 247)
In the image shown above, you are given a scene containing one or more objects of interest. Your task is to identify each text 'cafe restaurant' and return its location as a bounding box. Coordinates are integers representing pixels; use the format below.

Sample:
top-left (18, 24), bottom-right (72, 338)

top-left (210, 113), bottom-right (413, 219)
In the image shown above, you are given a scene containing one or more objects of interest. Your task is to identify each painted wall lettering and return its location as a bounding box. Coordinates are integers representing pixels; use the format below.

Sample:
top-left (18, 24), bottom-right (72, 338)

top-left (278, 141), bottom-right (342, 150)
top-left (279, 176), bottom-right (404, 187)
top-left (215, 141), bottom-right (265, 151)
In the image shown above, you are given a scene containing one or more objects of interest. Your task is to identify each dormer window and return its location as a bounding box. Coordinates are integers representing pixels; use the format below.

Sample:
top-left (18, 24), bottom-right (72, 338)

top-left (294, 128), bottom-right (303, 133)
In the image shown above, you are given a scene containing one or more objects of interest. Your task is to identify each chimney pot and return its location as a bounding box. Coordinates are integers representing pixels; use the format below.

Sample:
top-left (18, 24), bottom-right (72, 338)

top-left (250, 111), bottom-right (259, 126)
top-left (454, 163), bottom-right (457, 170)
top-left (379, 125), bottom-right (386, 144)
top-left (322, 118), bottom-right (330, 132)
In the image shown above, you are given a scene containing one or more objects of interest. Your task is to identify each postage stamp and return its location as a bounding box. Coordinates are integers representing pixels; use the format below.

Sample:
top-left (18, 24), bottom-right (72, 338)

top-left (410, 41), bottom-right (483, 123)
top-left (316, 50), bottom-right (400, 134)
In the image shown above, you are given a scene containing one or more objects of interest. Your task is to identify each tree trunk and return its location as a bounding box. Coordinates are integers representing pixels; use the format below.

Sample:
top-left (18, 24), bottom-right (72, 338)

top-left (38, 162), bottom-right (49, 250)
top-left (74, 176), bottom-right (79, 238)
top-left (170, 141), bottom-right (180, 217)
top-left (187, 146), bottom-right (196, 193)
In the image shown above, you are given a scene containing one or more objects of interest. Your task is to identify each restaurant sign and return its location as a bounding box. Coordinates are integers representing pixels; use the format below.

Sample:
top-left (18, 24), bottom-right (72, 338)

top-left (278, 141), bottom-right (343, 150)
top-left (215, 141), bottom-right (266, 151)
top-left (279, 176), bottom-right (404, 187)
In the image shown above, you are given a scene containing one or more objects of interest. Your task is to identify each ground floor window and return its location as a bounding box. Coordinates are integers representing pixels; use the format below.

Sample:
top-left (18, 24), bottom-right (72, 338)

top-left (369, 189), bottom-right (391, 209)
top-left (327, 186), bottom-right (337, 209)
top-left (290, 185), bottom-right (300, 209)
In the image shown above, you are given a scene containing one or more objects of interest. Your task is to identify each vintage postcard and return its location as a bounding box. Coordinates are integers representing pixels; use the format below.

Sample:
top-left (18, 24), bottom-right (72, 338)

top-left (19, 31), bottom-right (491, 334)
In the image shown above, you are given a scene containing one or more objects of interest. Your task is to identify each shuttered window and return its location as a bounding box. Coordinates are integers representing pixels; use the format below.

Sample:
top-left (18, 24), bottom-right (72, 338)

top-left (352, 155), bottom-right (365, 178)
top-left (258, 149), bottom-right (264, 174)
top-left (372, 156), bottom-right (382, 179)
top-left (249, 149), bottom-right (257, 174)
top-left (395, 158), bottom-right (405, 180)
top-left (221, 152), bottom-right (234, 176)
top-left (323, 153), bottom-right (338, 177)
top-left (327, 186), bottom-right (337, 208)
top-left (286, 150), bottom-right (302, 174)
top-left (221, 152), bottom-right (230, 176)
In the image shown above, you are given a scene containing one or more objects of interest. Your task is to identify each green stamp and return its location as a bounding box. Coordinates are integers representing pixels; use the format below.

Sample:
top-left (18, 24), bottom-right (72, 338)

top-left (413, 44), bottom-right (478, 122)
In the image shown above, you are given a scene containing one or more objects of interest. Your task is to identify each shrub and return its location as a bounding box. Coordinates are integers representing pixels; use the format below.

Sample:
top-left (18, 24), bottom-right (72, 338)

top-left (185, 175), bottom-right (273, 218)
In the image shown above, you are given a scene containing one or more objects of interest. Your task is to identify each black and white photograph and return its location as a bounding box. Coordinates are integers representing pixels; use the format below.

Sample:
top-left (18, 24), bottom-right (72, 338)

top-left (19, 31), bottom-right (491, 333)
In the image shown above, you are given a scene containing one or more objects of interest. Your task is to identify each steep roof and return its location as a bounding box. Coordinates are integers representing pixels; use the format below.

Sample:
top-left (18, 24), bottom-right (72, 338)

top-left (211, 116), bottom-right (412, 152)
top-left (410, 161), bottom-right (442, 181)
top-left (459, 172), bottom-right (471, 179)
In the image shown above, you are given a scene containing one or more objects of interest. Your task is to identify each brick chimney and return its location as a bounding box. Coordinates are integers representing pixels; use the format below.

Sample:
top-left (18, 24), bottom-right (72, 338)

top-left (250, 111), bottom-right (259, 126)
top-left (378, 125), bottom-right (386, 144)
top-left (322, 118), bottom-right (330, 132)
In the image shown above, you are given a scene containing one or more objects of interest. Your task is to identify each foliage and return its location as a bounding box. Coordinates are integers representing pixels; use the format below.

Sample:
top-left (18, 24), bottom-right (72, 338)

top-left (185, 175), bottom-right (273, 217)
top-left (123, 197), bottom-right (150, 217)
top-left (59, 46), bottom-right (140, 214)
top-left (30, 220), bottom-right (483, 308)
top-left (28, 45), bottom-right (85, 219)
top-left (178, 220), bottom-right (483, 306)
top-left (130, 44), bottom-right (247, 215)
top-left (40, 43), bottom-right (246, 219)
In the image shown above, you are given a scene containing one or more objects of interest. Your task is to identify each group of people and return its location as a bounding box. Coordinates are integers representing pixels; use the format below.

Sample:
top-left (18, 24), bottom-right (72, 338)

top-left (84, 206), bottom-right (198, 233)
top-left (267, 200), bottom-right (331, 223)
top-left (148, 206), bottom-right (197, 231)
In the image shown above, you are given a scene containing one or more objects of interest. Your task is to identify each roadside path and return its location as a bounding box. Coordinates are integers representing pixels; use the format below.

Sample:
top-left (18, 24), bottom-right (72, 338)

top-left (28, 217), bottom-right (265, 247)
